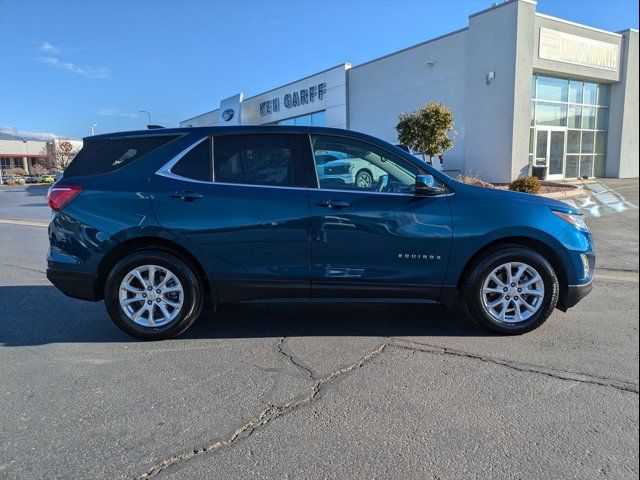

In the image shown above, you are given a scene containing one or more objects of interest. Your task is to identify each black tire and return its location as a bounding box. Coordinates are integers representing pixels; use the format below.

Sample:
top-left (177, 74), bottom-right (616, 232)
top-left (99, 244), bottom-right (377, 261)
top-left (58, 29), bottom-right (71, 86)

top-left (104, 250), bottom-right (204, 340)
top-left (463, 246), bottom-right (559, 335)
top-left (355, 169), bottom-right (373, 189)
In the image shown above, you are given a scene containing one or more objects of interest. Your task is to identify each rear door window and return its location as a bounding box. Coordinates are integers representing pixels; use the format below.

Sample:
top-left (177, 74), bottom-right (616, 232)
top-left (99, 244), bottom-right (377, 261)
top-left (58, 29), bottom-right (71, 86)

top-left (171, 138), bottom-right (212, 181)
top-left (213, 134), bottom-right (300, 187)
top-left (64, 135), bottom-right (180, 177)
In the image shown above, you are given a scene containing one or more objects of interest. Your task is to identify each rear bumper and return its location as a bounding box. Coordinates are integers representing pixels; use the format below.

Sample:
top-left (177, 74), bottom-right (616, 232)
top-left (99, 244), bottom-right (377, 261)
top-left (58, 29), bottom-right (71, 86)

top-left (558, 279), bottom-right (593, 311)
top-left (46, 267), bottom-right (101, 301)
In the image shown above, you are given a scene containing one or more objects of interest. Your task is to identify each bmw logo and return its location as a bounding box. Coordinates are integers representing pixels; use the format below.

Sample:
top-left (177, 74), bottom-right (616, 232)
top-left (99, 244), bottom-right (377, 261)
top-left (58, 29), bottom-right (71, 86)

top-left (222, 109), bottom-right (235, 122)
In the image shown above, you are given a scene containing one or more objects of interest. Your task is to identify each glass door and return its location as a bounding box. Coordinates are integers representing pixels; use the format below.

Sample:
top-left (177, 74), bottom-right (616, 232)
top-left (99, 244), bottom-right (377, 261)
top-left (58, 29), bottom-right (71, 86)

top-left (534, 128), bottom-right (566, 180)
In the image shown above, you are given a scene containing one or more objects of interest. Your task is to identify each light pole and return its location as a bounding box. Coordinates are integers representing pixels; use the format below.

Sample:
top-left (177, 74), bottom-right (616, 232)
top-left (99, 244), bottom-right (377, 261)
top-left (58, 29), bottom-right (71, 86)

top-left (139, 110), bottom-right (151, 126)
top-left (91, 123), bottom-right (98, 136)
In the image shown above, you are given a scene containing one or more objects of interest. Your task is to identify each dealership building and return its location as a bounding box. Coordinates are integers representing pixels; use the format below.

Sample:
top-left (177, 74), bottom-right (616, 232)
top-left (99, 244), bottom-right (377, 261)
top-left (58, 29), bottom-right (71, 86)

top-left (181, 0), bottom-right (638, 182)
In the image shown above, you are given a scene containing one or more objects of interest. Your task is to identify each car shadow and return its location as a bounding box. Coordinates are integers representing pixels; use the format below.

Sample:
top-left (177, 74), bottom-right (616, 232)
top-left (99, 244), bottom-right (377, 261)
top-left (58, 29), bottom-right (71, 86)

top-left (25, 184), bottom-right (50, 196)
top-left (0, 285), bottom-right (489, 347)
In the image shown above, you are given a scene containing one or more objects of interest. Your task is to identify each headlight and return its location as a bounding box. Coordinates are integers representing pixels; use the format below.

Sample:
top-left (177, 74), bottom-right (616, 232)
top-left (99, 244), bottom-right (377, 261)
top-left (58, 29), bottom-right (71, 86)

top-left (553, 210), bottom-right (590, 232)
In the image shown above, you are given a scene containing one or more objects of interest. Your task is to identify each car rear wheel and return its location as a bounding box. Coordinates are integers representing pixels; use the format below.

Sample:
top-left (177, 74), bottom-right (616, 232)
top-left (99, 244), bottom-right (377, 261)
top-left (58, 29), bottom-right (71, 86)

top-left (104, 250), bottom-right (204, 340)
top-left (463, 246), bottom-right (559, 334)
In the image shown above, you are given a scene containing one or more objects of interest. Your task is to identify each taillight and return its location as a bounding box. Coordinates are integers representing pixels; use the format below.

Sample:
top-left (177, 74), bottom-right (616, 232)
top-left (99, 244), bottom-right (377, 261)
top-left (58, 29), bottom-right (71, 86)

top-left (47, 185), bottom-right (82, 211)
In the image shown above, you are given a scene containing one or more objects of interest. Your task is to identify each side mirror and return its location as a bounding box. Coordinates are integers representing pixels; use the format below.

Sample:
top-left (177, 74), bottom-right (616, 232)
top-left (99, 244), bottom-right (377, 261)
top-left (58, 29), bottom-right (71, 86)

top-left (415, 174), bottom-right (445, 195)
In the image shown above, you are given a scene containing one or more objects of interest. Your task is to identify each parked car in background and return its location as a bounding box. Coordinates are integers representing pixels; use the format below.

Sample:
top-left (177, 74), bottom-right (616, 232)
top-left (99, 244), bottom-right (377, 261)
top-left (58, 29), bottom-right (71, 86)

top-left (47, 126), bottom-right (594, 340)
top-left (317, 151), bottom-right (389, 190)
top-left (2, 174), bottom-right (25, 185)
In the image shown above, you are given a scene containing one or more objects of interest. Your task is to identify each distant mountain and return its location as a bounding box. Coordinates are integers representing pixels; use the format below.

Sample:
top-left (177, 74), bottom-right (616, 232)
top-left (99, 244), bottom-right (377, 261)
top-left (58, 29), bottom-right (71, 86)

top-left (0, 127), bottom-right (77, 142)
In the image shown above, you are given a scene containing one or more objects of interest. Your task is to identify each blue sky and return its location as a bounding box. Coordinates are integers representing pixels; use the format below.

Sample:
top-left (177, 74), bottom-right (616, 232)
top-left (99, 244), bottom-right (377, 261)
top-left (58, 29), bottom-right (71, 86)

top-left (1, 0), bottom-right (637, 139)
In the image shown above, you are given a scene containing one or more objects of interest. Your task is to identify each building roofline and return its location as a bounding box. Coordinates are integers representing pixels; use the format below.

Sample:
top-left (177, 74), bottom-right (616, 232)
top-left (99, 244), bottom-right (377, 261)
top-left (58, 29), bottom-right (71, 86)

top-left (349, 27), bottom-right (469, 71)
top-left (535, 13), bottom-right (623, 37)
top-left (181, 63), bottom-right (351, 123)
top-left (469, 0), bottom-right (537, 19)
top-left (241, 62), bottom-right (351, 103)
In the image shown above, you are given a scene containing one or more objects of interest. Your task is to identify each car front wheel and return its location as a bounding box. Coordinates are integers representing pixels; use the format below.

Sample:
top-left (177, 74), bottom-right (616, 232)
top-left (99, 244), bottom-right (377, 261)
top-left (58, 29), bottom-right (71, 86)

top-left (104, 250), bottom-right (204, 340)
top-left (355, 169), bottom-right (373, 189)
top-left (463, 246), bottom-right (559, 334)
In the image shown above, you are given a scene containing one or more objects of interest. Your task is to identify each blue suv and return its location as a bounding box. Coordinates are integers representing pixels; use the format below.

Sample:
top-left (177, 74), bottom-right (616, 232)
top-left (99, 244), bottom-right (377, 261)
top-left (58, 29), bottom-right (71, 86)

top-left (46, 126), bottom-right (594, 339)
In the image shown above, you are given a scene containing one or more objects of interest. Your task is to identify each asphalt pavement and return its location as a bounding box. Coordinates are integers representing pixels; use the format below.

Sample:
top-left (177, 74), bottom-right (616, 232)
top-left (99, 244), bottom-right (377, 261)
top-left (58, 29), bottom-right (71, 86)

top-left (1, 180), bottom-right (638, 479)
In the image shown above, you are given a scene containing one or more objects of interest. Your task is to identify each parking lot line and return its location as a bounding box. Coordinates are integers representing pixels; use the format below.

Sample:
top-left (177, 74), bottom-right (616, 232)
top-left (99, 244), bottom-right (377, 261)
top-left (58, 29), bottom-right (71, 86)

top-left (0, 218), bottom-right (49, 228)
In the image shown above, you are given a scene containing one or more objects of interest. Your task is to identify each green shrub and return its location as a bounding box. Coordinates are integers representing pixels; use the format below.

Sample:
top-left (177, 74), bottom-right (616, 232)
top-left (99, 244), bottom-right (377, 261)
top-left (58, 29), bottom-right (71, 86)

top-left (509, 176), bottom-right (541, 194)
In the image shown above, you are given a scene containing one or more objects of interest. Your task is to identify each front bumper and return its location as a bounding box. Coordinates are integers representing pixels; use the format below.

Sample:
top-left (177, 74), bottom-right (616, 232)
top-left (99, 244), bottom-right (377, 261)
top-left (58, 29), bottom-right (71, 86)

top-left (46, 267), bottom-right (101, 301)
top-left (557, 279), bottom-right (593, 311)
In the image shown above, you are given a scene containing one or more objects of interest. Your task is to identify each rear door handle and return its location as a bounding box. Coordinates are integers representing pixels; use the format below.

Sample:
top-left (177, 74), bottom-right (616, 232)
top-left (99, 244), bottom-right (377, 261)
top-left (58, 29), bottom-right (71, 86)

top-left (169, 190), bottom-right (203, 201)
top-left (316, 199), bottom-right (350, 210)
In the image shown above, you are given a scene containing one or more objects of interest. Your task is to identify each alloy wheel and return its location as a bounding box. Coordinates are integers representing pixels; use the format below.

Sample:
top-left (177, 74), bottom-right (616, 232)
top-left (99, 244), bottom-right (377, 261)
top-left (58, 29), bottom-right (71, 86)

top-left (118, 264), bottom-right (184, 327)
top-left (481, 262), bottom-right (545, 324)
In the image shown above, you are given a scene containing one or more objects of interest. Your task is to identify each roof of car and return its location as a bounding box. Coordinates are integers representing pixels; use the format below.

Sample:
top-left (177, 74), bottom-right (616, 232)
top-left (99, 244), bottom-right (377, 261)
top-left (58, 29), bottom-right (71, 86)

top-left (88, 125), bottom-right (375, 141)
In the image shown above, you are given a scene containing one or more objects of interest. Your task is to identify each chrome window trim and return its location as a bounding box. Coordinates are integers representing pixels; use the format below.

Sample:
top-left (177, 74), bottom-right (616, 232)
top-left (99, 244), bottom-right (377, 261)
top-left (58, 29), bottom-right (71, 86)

top-left (155, 136), bottom-right (212, 184)
top-left (155, 135), bottom-right (452, 198)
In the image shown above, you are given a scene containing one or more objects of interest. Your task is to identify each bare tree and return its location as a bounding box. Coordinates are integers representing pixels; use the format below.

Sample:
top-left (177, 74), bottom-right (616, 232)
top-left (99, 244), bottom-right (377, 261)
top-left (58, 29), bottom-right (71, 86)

top-left (30, 163), bottom-right (49, 176)
top-left (41, 141), bottom-right (80, 172)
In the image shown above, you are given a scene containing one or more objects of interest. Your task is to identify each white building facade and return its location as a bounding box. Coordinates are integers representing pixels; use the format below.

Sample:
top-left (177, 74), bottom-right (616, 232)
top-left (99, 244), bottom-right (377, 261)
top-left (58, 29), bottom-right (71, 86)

top-left (181, 0), bottom-right (638, 182)
top-left (0, 138), bottom-right (83, 175)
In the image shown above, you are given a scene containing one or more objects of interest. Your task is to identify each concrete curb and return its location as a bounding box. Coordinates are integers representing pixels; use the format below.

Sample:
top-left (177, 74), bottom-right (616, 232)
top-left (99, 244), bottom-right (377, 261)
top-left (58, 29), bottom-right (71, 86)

top-left (539, 186), bottom-right (586, 200)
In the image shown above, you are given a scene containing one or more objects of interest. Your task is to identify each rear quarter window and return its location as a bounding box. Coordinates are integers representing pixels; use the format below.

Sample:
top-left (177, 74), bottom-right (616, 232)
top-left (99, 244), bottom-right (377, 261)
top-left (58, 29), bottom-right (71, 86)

top-left (64, 135), bottom-right (180, 177)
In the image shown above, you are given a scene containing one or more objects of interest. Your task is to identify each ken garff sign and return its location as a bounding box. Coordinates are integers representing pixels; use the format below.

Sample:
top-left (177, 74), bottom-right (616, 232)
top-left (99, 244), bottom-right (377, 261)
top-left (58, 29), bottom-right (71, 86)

top-left (221, 108), bottom-right (235, 122)
top-left (259, 83), bottom-right (326, 117)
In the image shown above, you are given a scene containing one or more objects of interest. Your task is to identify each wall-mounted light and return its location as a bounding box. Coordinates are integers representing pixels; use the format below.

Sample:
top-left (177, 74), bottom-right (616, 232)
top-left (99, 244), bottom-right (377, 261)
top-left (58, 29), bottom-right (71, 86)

top-left (486, 69), bottom-right (496, 85)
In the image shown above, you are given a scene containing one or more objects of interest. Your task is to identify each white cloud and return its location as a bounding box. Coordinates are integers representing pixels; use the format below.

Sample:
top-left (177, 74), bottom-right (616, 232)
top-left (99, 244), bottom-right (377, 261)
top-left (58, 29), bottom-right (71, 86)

top-left (0, 126), bottom-right (61, 141)
top-left (97, 109), bottom-right (139, 118)
top-left (39, 41), bottom-right (60, 54)
top-left (37, 57), bottom-right (108, 79)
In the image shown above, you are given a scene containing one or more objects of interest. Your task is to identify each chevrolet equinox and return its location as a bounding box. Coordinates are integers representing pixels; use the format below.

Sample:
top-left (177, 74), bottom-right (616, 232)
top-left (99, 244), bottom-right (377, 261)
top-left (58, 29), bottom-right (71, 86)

top-left (46, 126), bottom-right (594, 339)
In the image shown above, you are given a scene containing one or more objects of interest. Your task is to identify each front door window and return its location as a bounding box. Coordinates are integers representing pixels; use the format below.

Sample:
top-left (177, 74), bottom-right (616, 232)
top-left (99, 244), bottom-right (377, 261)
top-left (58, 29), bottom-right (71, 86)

top-left (310, 134), bottom-right (419, 194)
top-left (548, 130), bottom-right (565, 176)
top-left (535, 128), bottom-right (566, 179)
top-left (535, 130), bottom-right (548, 167)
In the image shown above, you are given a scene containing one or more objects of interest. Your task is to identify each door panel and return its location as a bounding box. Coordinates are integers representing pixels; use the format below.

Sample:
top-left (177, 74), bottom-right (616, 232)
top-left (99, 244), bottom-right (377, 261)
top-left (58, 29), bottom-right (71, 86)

top-left (150, 133), bottom-right (312, 303)
top-left (308, 191), bottom-right (452, 299)
top-left (151, 175), bottom-right (311, 302)
top-left (305, 133), bottom-right (453, 300)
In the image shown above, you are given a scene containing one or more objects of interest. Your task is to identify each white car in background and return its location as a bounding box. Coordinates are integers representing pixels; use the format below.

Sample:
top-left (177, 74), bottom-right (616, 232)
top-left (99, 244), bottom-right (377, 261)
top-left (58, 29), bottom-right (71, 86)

top-left (316, 152), bottom-right (387, 189)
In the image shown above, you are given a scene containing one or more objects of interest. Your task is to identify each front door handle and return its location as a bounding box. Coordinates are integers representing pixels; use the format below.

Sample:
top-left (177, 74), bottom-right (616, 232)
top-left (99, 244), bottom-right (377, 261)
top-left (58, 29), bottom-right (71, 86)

top-left (316, 199), bottom-right (350, 210)
top-left (169, 190), bottom-right (203, 201)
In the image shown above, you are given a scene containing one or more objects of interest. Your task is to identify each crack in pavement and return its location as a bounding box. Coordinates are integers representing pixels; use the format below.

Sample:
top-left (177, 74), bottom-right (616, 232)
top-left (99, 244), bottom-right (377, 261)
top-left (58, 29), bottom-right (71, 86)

top-left (276, 336), bottom-right (316, 380)
top-left (134, 332), bottom-right (637, 478)
top-left (136, 343), bottom-right (387, 479)
top-left (0, 262), bottom-right (46, 274)
top-left (389, 338), bottom-right (639, 394)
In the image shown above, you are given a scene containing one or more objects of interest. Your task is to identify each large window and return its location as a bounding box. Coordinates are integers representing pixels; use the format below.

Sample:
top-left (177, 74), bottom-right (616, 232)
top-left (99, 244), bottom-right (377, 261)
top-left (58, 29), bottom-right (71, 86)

top-left (310, 135), bottom-right (419, 194)
top-left (530, 75), bottom-right (609, 178)
top-left (64, 135), bottom-right (180, 178)
top-left (213, 134), bottom-right (296, 187)
top-left (276, 110), bottom-right (326, 127)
